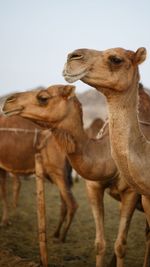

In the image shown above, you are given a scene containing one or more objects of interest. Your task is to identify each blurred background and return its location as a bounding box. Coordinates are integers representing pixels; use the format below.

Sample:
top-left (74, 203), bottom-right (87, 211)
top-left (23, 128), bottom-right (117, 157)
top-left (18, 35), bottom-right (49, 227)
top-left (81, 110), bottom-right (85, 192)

top-left (0, 0), bottom-right (150, 95)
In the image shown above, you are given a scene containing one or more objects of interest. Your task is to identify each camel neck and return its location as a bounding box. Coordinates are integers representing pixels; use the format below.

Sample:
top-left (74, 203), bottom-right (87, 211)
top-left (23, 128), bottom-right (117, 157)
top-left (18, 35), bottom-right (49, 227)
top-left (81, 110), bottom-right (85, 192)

top-left (106, 76), bottom-right (150, 195)
top-left (68, 129), bottom-right (116, 182)
top-left (107, 82), bottom-right (141, 147)
top-left (58, 110), bottom-right (87, 145)
top-left (56, 106), bottom-right (116, 182)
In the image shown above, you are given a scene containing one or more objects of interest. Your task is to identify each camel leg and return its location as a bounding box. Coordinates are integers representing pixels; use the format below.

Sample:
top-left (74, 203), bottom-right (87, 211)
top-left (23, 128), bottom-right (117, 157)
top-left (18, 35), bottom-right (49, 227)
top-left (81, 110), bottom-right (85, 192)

top-left (142, 196), bottom-right (150, 267)
top-left (108, 253), bottom-right (117, 267)
top-left (114, 189), bottom-right (139, 267)
top-left (86, 180), bottom-right (105, 267)
top-left (12, 174), bottom-right (21, 209)
top-left (0, 170), bottom-right (9, 225)
top-left (54, 175), bottom-right (78, 242)
top-left (53, 195), bottom-right (67, 239)
top-left (35, 153), bottom-right (48, 267)
top-left (53, 160), bottom-right (75, 240)
top-left (143, 220), bottom-right (150, 267)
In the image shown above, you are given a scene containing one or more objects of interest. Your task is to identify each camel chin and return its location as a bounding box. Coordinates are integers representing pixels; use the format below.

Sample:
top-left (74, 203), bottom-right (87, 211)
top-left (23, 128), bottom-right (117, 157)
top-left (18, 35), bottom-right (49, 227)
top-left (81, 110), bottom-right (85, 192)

top-left (63, 75), bottom-right (77, 83)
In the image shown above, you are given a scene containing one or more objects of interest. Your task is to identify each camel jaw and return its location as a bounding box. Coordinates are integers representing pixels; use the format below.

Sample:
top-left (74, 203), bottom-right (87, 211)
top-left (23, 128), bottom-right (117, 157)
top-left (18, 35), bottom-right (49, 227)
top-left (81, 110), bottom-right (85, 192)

top-left (62, 66), bottom-right (88, 83)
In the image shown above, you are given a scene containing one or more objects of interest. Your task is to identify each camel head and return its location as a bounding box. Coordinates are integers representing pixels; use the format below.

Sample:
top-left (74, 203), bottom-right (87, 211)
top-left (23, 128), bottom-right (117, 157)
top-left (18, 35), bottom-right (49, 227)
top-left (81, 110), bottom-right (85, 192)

top-left (63, 47), bottom-right (146, 94)
top-left (2, 84), bottom-right (76, 127)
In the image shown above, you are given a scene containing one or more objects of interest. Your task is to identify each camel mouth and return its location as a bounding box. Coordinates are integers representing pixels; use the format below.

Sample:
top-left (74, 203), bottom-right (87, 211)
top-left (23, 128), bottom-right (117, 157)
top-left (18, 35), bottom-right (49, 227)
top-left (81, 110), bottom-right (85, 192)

top-left (62, 67), bottom-right (88, 83)
top-left (2, 107), bottom-right (24, 116)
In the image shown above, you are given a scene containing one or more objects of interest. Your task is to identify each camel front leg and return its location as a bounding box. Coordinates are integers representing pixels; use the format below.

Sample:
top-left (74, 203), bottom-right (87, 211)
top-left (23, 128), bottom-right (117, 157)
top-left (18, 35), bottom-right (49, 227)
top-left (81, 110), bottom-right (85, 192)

top-left (0, 172), bottom-right (8, 225)
top-left (86, 180), bottom-right (105, 267)
top-left (53, 195), bottom-right (67, 239)
top-left (54, 175), bottom-right (78, 242)
top-left (12, 174), bottom-right (21, 209)
top-left (0, 170), bottom-right (9, 225)
top-left (114, 189), bottom-right (139, 267)
top-left (35, 153), bottom-right (48, 267)
top-left (142, 196), bottom-right (150, 267)
top-left (143, 220), bottom-right (150, 267)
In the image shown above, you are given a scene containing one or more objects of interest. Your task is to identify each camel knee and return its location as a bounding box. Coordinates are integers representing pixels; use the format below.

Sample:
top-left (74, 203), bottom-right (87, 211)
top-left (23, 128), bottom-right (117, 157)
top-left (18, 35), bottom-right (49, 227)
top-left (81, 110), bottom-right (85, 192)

top-left (114, 239), bottom-right (126, 258)
top-left (95, 239), bottom-right (106, 256)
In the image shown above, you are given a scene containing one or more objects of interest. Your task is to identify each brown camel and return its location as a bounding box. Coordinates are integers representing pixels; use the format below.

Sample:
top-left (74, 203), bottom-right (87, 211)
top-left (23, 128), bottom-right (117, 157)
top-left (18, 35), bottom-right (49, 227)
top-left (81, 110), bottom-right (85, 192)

top-left (63, 47), bottom-right (150, 264)
top-left (0, 114), bottom-right (78, 267)
top-left (62, 48), bottom-right (150, 187)
top-left (3, 84), bottom-right (150, 267)
top-left (0, 114), bottom-right (77, 240)
top-left (62, 46), bottom-right (150, 213)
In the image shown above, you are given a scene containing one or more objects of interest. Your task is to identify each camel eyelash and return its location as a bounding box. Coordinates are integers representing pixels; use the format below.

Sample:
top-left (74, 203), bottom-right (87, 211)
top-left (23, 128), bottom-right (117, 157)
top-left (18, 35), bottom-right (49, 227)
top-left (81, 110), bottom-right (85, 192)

top-left (37, 95), bottom-right (50, 105)
top-left (109, 56), bottom-right (124, 65)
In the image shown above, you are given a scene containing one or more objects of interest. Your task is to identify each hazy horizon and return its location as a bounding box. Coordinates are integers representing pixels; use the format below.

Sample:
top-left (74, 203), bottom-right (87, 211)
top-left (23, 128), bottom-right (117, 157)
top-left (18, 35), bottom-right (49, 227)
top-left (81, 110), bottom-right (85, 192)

top-left (0, 0), bottom-right (150, 95)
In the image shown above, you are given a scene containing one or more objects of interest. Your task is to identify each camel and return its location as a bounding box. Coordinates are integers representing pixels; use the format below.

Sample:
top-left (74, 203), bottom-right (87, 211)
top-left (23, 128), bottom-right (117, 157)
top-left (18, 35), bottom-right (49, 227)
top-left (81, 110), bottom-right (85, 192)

top-left (62, 46), bottom-right (150, 213)
top-left (2, 84), bottom-right (150, 267)
top-left (62, 46), bottom-right (150, 262)
top-left (62, 48), bottom-right (150, 184)
top-left (0, 114), bottom-right (77, 240)
top-left (0, 114), bottom-right (78, 267)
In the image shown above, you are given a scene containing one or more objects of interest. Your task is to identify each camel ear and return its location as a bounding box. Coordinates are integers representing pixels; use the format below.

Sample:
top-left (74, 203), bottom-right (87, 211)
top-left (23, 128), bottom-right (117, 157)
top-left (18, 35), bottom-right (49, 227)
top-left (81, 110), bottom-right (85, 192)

top-left (134, 47), bottom-right (147, 65)
top-left (61, 85), bottom-right (76, 99)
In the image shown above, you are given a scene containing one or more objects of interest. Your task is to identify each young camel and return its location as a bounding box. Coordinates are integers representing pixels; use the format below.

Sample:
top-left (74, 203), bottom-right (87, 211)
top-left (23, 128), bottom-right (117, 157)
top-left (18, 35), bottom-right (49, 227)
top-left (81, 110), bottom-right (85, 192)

top-left (3, 84), bottom-right (150, 267)
top-left (0, 114), bottom-right (77, 243)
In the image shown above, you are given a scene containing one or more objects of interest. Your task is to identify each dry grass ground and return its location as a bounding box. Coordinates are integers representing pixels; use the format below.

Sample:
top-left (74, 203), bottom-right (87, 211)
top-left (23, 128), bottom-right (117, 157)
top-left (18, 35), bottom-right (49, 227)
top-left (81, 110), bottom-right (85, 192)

top-left (0, 177), bottom-right (146, 267)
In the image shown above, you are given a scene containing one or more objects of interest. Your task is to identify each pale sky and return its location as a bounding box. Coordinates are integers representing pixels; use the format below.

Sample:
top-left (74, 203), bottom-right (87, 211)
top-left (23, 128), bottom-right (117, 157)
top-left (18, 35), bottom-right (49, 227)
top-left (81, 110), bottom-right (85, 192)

top-left (0, 0), bottom-right (150, 95)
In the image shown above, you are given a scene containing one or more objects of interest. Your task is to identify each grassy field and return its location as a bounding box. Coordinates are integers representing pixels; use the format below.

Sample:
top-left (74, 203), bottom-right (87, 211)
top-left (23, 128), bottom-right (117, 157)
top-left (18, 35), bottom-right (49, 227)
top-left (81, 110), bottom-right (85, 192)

top-left (0, 177), bottom-right (146, 267)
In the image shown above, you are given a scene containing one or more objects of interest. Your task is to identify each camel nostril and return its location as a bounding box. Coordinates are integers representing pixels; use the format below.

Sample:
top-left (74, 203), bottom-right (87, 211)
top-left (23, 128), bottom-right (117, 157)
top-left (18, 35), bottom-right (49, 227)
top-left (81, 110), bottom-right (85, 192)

top-left (6, 95), bottom-right (16, 103)
top-left (68, 53), bottom-right (83, 61)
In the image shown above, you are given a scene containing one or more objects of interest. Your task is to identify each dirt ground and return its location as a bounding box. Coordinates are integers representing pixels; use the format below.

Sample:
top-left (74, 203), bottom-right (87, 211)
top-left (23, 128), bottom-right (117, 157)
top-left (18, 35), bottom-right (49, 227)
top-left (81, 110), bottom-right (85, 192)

top-left (0, 177), bottom-right (146, 267)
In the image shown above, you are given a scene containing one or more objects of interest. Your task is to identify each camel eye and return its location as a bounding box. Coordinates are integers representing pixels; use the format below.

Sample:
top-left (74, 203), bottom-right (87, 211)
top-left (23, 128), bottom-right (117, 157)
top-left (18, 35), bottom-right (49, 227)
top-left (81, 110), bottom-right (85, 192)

top-left (37, 95), bottom-right (49, 105)
top-left (109, 56), bottom-right (123, 65)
